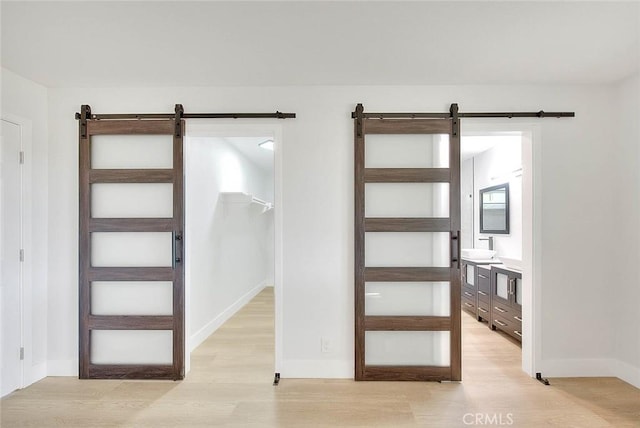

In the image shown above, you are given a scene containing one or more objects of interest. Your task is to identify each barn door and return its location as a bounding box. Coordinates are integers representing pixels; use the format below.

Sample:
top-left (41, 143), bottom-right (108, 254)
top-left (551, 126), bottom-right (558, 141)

top-left (354, 104), bottom-right (461, 381)
top-left (79, 110), bottom-right (184, 379)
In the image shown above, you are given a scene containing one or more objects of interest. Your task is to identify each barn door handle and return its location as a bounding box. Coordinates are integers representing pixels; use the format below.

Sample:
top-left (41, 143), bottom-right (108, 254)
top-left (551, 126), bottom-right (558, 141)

top-left (173, 232), bottom-right (183, 268)
top-left (450, 231), bottom-right (461, 269)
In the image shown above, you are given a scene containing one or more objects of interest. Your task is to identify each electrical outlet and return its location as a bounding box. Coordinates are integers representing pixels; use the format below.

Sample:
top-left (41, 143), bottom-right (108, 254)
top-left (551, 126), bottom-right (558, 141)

top-left (321, 337), bottom-right (332, 353)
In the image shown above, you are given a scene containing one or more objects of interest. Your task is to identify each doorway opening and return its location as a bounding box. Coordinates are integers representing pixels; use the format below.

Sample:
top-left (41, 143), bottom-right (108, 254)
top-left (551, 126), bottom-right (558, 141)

top-left (460, 123), bottom-right (539, 377)
top-left (184, 124), bottom-right (282, 377)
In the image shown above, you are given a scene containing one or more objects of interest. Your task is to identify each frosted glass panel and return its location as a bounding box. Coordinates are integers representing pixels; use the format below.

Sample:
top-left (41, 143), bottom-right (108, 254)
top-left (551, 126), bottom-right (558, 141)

top-left (91, 330), bottom-right (172, 364)
top-left (515, 278), bottom-right (523, 305)
top-left (466, 265), bottom-right (475, 286)
top-left (92, 183), bottom-right (173, 218)
top-left (497, 273), bottom-right (509, 299)
top-left (92, 232), bottom-right (172, 267)
top-left (365, 331), bottom-right (450, 366)
top-left (365, 282), bottom-right (450, 316)
top-left (365, 232), bottom-right (449, 267)
top-left (91, 282), bottom-right (173, 315)
top-left (365, 183), bottom-right (449, 218)
top-left (92, 135), bottom-right (173, 169)
top-left (365, 134), bottom-right (449, 168)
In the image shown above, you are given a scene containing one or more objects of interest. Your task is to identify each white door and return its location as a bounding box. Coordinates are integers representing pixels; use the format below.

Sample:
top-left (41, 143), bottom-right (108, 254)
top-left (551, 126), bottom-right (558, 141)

top-left (1, 119), bottom-right (23, 396)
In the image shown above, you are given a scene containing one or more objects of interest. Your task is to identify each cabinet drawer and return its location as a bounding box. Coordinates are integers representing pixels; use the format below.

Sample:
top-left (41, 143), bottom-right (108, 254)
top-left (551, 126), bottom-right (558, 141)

top-left (511, 311), bottom-right (522, 331)
top-left (476, 303), bottom-right (490, 320)
top-left (462, 296), bottom-right (476, 315)
top-left (462, 289), bottom-right (476, 300)
top-left (477, 296), bottom-right (490, 311)
top-left (492, 302), bottom-right (511, 317)
top-left (477, 268), bottom-right (491, 293)
top-left (493, 313), bottom-right (522, 342)
top-left (477, 289), bottom-right (490, 302)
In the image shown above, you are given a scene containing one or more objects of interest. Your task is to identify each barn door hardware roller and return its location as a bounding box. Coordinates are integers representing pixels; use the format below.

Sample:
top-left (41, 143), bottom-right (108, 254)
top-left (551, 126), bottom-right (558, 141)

top-left (174, 104), bottom-right (184, 138)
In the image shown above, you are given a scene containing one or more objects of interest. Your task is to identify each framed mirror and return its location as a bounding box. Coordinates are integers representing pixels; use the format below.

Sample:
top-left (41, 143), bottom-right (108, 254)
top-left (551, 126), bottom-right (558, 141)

top-left (479, 183), bottom-right (509, 234)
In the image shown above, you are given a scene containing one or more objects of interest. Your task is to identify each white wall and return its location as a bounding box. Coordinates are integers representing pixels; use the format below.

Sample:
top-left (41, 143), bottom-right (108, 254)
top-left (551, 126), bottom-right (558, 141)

top-left (472, 142), bottom-right (522, 259)
top-left (186, 137), bottom-right (273, 350)
top-left (44, 83), bottom-right (627, 381)
top-left (0, 68), bottom-right (48, 384)
top-left (613, 73), bottom-right (640, 388)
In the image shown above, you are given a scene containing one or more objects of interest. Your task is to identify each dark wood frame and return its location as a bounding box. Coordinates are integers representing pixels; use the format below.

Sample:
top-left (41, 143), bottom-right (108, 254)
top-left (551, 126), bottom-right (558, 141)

top-left (479, 182), bottom-right (510, 234)
top-left (79, 117), bottom-right (185, 380)
top-left (354, 103), bottom-right (461, 381)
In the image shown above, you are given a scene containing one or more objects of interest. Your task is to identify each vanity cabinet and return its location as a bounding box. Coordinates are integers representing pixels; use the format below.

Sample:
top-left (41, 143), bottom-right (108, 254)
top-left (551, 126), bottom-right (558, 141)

top-left (475, 266), bottom-right (491, 322)
top-left (490, 265), bottom-right (522, 342)
top-left (460, 259), bottom-right (493, 320)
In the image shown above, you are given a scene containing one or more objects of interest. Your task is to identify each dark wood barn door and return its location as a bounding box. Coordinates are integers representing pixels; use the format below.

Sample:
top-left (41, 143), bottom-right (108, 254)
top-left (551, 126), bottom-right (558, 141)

top-left (79, 117), bottom-right (184, 379)
top-left (354, 106), bottom-right (461, 381)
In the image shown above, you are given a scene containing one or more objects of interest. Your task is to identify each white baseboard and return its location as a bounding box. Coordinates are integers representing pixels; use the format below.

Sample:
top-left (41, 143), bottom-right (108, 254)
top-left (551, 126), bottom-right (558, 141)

top-left (47, 359), bottom-right (77, 376)
top-left (25, 361), bottom-right (47, 387)
top-left (613, 359), bottom-right (640, 389)
top-left (282, 359), bottom-right (353, 378)
top-left (540, 358), bottom-right (615, 378)
top-left (540, 358), bottom-right (640, 390)
top-left (189, 281), bottom-right (267, 352)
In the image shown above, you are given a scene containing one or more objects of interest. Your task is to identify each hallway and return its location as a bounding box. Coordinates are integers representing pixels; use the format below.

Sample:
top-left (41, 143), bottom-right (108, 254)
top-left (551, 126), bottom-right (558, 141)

top-left (2, 287), bottom-right (639, 427)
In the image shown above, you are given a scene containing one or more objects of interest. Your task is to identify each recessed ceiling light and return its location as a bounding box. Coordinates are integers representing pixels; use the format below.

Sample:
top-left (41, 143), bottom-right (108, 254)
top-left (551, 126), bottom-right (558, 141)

top-left (258, 139), bottom-right (274, 151)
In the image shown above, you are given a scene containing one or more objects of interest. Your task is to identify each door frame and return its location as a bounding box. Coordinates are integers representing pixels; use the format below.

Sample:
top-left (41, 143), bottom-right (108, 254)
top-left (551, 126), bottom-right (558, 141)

top-left (183, 122), bottom-right (284, 375)
top-left (461, 120), bottom-right (541, 377)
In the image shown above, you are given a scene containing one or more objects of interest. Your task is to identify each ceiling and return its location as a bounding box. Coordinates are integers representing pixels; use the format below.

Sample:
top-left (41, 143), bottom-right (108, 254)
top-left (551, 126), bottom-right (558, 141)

top-left (225, 137), bottom-right (274, 174)
top-left (461, 135), bottom-right (520, 161)
top-left (1, 1), bottom-right (638, 88)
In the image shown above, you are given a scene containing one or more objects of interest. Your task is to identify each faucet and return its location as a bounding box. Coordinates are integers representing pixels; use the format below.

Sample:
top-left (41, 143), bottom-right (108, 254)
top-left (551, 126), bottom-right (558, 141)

top-left (479, 236), bottom-right (494, 250)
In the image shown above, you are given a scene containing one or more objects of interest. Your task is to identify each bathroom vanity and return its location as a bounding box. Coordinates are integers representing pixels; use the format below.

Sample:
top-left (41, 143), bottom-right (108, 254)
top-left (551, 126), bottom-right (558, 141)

top-left (460, 259), bottom-right (494, 319)
top-left (490, 265), bottom-right (522, 341)
top-left (461, 258), bottom-right (522, 343)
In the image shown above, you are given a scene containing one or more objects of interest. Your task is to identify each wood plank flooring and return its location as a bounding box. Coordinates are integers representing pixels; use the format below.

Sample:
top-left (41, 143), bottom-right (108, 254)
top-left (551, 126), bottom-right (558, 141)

top-left (2, 287), bottom-right (639, 427)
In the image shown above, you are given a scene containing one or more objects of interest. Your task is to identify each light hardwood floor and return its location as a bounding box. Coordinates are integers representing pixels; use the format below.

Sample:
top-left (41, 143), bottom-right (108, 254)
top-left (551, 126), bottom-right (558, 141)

top-left (2, 287), bottom-right (639, 427)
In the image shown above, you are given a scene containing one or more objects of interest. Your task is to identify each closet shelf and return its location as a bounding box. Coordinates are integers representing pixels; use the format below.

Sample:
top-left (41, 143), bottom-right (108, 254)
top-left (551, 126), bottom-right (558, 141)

top-left (220, 192), bottom-right (273, 212)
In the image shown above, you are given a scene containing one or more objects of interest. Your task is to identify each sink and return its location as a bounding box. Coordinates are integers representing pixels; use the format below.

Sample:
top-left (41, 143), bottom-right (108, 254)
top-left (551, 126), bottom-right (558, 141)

top-left (499, 257), bottom-right (522, 271)
top-left (461, 248), bottom-right (497, 260)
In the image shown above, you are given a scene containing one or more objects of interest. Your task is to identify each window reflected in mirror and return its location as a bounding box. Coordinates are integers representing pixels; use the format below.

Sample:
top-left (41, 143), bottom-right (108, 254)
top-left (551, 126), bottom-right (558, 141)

top-left (479, 183), bottom-right (509, 234)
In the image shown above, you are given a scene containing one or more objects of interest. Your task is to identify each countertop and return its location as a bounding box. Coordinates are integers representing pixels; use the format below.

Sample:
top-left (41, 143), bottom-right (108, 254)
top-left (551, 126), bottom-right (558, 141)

top-left (461, 257), bottom-right (498, 264)
top-left (461, 258), bottom-right (522, 273)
